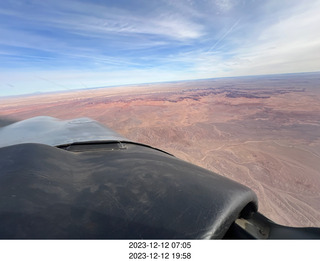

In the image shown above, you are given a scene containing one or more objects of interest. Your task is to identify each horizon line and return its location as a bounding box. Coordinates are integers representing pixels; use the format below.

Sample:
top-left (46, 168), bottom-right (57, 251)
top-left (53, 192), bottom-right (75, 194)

top-left (1, 70), bottom-right (320, 99)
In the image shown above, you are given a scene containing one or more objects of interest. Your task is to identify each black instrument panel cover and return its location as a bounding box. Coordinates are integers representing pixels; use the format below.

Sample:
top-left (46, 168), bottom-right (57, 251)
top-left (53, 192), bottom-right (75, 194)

top-left (0, 142), bottom-right (257, 239)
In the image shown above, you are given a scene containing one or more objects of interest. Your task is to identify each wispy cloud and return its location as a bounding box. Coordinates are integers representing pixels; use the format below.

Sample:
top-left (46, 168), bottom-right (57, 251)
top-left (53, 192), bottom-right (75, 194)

top-left (220, 0), bottom-right (320, 76)
top-left (214, 0), bottom-right (236, 12)
top-left (0, 0), bottom-right (205, 74)
top-left (207, 18), bottom-right (242, 53)
top-left (1, 0), bottom-right (204, 42)
top-left (0, 0), bottom-right (320, 96)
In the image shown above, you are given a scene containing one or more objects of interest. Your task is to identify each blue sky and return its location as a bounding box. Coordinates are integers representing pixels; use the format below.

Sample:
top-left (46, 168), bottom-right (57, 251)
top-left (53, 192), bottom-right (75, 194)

top-left (1, 0), bottom-right (320, 96)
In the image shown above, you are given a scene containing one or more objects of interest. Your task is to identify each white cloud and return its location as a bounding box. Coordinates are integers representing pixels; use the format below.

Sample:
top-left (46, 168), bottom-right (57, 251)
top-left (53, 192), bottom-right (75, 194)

top-left (156, 1), bottom-right (320, 78)
top-left (214, 0), bottom-right (236, 12)
top-left (28, 1), bottom-right (203, 41)
top-left (218, 1), bottom-right (320, 76)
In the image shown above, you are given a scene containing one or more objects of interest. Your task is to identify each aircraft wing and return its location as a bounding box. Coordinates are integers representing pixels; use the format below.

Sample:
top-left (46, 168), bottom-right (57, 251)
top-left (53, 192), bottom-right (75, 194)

top-left (0, 116), bottom-right (130, 148)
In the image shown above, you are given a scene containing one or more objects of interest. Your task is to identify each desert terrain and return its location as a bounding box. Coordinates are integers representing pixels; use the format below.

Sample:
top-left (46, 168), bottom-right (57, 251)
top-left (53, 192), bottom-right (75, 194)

top-left (1, 72), bottom-right (320, 227)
